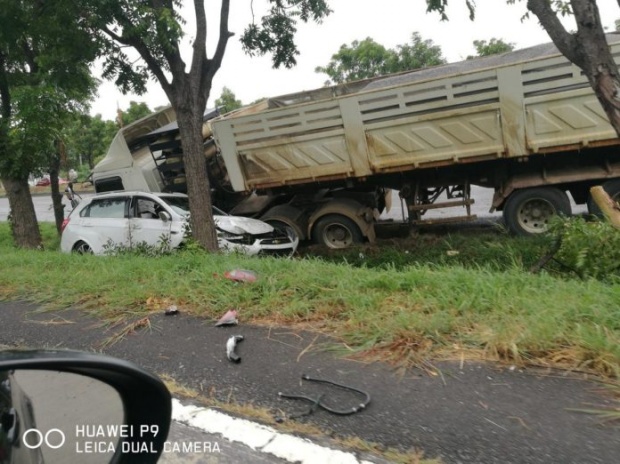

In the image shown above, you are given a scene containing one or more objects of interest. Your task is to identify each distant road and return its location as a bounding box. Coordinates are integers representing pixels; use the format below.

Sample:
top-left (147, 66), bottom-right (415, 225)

top-left (0, 193), bottom-right (94, 223)
top-left (1, 187), bottom-right (585, 224)
top-left (380, 186), bottom-right (500, 222)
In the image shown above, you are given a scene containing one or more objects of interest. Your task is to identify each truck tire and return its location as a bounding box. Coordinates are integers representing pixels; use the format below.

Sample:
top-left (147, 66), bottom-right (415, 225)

top-left (586, 179), bottom-right (620, 217)
top-left (503, 187), bottom-right (571, 236)
top-left (312, 214), bottom-right (363, 249)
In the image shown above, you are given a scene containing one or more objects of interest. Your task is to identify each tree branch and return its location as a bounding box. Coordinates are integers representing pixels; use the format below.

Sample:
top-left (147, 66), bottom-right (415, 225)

top-left (526, 0), bottom-right (579, 64)
top-left (205, 0), bottom-right (231, 86)
top-left (102, 25), bottom-right (172, 96)
top-left (150, 0), bottom-right (186, 79)
top-left (190, 0), bottom-right (207, 78)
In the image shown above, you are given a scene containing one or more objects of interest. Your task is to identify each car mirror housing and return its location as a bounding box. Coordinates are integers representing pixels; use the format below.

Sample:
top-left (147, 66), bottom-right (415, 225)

top-left (0, 350), bottom-right (171, 464)
top-left (158, 211), bottom-right (172, 222)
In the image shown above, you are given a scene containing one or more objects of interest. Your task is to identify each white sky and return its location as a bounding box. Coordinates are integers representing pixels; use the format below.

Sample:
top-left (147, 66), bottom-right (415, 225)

top-left (90, 0), bottom-right (620, 121)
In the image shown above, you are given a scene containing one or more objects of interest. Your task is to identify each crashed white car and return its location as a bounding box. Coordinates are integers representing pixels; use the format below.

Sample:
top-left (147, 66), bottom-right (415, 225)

top-left (60, 191), bottom-right (298, 256)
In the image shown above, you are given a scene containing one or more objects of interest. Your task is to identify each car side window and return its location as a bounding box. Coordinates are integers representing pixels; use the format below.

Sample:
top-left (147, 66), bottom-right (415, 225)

top-left (134, 198), bottom-right (163, 220)
top-left (80, 198), bottom-right (129, 218)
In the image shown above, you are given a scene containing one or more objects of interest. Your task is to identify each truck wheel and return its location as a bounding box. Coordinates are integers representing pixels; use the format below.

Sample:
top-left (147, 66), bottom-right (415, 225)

top-left (586, 179), bottom-right (620, 217)
top-left (503, 188), bottom-right (571, 235)
top-left (312, 214), bottom-right (363, 249)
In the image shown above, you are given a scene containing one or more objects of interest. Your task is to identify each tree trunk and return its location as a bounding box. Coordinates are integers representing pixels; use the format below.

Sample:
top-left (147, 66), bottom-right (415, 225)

top-left (570, 0), bottom-right (620, 136)
top-left (49, 151), bottom-right (66, 234)
top-left (175, 107), bottom-right (219, 252)
top-left (1, 177), bottom-right (42, 248)
top-left (590, 186), bottom-right (620, 229)
top-left (527, 0), bottom-right (620, 137)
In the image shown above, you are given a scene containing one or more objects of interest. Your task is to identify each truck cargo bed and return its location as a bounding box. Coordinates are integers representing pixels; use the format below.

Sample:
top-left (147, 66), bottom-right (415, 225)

top-left (211, 34), bottom-right (620, 193)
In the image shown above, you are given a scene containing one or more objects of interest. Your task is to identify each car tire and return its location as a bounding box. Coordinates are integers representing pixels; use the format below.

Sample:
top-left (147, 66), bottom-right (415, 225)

top-left (503, 187), bottom-right (571, 235)
top-left (264, 219), bottom-right (302, 243)
top-left (72, 241), bottom-right (93, 254)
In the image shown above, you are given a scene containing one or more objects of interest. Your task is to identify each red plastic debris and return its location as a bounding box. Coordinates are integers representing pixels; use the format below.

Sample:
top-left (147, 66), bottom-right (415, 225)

top-left (223, 269), bottom-right (257, 283)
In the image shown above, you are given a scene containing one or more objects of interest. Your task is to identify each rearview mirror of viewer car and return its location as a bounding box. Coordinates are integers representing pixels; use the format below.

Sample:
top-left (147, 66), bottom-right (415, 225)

top-left (0, 350), bottom-right (171, 464)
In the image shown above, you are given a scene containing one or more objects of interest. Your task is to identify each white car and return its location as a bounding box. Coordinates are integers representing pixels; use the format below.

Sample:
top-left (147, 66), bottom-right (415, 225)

top-left (60, 191), bottom-right (298, 256)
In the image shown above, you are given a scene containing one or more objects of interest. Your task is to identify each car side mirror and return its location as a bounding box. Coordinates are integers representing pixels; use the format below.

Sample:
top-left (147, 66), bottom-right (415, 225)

top-left (158, 211), bottom-right (171, 222)
top-left (0, 350), bottom-right (171, 464)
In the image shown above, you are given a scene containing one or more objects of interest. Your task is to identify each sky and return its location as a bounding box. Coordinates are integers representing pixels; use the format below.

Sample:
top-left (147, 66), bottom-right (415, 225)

top-left (89, 0), bottom-right (620, 121)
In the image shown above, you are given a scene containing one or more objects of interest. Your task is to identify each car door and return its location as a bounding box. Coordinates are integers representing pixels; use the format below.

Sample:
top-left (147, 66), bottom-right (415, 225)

top-left (78, 197), bottom-right (130, 252)
top-left (128, 196), bottom-right (175, 249)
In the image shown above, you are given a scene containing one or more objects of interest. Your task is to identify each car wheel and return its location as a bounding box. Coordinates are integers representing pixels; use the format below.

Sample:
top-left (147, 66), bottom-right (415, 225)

top-left (586, 179), bottom-right (620, 217)
top-left (312, 214), bottom-right (363, 249)
top-left (72, 241), bottom-right (93, 254)
top-left (264, 219), bottom-right (302, 243)
top-left (503, 187), bottom-right (571, 235)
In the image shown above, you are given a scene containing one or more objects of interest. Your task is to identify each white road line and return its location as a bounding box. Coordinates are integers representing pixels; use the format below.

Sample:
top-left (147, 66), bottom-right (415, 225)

top-left (172, 399), bottom-right (376, 464)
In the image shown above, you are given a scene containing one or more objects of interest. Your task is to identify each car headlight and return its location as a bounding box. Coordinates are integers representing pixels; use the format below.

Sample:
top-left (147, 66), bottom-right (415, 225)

top-left (217, 230), bottom-right (255, 245)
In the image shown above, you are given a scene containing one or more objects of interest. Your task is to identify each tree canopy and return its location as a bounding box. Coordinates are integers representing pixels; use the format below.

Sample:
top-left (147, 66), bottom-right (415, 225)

top-left (215, 87), bottom-right (243, 113)
top-left (315, 32), bottom-right (445, 84)
top-left (467, 38), bottom-right (515, 59)
top-left (64, 112), bottom-right (117, 172)
top-left (120, 101), bottom-right (153, 127)
top-left (0, 0), bottom-right (98, 247)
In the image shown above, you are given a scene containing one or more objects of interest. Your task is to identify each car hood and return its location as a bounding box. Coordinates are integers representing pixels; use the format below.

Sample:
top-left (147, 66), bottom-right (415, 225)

top-left (214, 215), bottom-right (274, 235)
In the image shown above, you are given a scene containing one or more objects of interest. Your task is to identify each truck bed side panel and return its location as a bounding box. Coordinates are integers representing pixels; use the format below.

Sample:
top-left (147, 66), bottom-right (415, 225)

top-left (212, 39), bottom-right (620, 192)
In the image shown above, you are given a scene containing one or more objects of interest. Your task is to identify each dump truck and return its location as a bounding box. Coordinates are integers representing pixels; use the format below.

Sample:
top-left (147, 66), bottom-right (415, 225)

top-left (92, 33), bottom-right (620, 248)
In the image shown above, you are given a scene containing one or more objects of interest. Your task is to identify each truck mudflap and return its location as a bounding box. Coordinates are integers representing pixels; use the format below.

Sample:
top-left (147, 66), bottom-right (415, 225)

top-left (308, 198), bottom-right (377, 248)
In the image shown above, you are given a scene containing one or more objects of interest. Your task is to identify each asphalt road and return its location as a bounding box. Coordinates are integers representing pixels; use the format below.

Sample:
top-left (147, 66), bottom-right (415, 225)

top-left (0, 186), bottom-right (587, 226)
top-left (1, 301), bottom-right (618, 464)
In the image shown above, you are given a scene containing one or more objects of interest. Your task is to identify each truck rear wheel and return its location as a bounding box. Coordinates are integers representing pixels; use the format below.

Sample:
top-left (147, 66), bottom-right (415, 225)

top-left (312, 214), bottom-right (363, 249)
top-left (586, 179), bottom-right (620, 217)
top-left (503, 187), bottom-right (571, 235)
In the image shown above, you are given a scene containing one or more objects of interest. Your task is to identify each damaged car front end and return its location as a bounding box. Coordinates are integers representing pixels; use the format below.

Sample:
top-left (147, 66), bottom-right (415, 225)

top-left (214, 212), bottom-right (299, 257)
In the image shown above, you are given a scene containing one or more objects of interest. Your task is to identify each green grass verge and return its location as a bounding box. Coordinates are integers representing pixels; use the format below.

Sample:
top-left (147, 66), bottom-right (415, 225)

top-left (1, 222), bottom-right (619, 377)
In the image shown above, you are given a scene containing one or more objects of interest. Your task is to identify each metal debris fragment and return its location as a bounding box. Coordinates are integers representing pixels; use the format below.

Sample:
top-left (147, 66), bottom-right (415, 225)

top-left (226, 335), bottom-right (244, 363)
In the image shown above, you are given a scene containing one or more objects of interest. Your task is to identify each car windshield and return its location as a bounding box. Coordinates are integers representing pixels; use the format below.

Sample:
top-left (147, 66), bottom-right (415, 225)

top-left (212, 205), bottom-right (227, 216)
top-left (158, 196), bottom-right (228, 217)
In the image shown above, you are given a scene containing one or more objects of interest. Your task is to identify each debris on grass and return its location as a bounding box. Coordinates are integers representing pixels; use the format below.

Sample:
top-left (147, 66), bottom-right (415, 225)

top-left (223, 269), bottom-right (257, 283)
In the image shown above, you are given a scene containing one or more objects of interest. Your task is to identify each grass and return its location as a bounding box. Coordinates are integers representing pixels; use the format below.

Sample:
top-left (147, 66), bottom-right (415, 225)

top-left (0, 222), bottom-right (619, 378)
